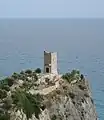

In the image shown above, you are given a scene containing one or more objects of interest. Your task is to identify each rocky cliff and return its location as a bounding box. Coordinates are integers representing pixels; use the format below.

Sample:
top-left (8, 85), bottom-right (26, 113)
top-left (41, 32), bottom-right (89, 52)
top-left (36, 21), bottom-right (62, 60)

top-left (0, 69), bottom-right (98, 120)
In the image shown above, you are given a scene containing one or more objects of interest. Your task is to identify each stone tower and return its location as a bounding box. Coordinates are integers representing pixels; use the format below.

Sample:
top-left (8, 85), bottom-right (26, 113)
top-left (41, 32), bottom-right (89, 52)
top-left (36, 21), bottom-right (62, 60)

top-left (44, 51), bottom-right (58, 74)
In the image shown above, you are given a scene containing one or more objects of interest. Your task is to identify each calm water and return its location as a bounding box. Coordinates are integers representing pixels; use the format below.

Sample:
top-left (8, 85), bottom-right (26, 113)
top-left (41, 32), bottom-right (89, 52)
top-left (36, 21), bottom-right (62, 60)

top-left (0, 19), bottom-right (104, 119)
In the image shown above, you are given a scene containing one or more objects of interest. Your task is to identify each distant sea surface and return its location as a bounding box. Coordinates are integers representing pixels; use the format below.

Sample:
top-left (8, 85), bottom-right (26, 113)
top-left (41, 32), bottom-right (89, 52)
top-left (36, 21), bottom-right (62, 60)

top-left (0, 18), bottom-right (104, 119)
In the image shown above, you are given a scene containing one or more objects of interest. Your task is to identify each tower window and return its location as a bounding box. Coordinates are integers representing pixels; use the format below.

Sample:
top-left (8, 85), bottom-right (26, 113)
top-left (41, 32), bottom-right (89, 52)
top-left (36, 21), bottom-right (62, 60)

top-left (46, 67), bottom-right (49, 73)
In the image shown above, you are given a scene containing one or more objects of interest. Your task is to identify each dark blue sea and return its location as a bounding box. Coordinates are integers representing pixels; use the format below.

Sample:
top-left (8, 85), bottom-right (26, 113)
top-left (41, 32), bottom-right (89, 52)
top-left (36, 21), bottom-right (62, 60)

top-left (0, 19), bottom-right (104, 119)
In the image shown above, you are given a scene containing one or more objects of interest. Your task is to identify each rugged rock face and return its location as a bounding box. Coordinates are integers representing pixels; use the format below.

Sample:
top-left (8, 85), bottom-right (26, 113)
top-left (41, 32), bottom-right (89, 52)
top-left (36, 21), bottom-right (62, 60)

top-left (44, 80), bottom-right (97, 120)
top-left (0, 69), bottom-right (98, 120)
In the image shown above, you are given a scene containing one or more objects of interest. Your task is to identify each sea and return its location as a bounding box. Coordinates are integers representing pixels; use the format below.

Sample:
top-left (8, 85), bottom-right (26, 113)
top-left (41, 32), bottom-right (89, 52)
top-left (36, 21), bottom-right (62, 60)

top-left (0, 18), bottom-right (104, 119)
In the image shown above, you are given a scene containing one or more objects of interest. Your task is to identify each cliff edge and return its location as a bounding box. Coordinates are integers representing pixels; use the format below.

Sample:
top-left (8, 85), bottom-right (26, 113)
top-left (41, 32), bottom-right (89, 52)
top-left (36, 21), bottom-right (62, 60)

top-left (0, 69), bottom-right (98, 120)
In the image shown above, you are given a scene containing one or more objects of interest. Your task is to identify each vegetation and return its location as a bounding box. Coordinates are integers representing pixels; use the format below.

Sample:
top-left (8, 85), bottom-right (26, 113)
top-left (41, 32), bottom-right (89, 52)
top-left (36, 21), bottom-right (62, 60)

top-left (0, 113), bottom-right (10, 120)
top-left (33, 73), bottom-right (38, 81)
top-left (12, 72), bottom-right (20, 79)
top-left (91, 98), bottom-right (94, 104)
top-left (62, 70), bottom-right (81, 83)
top-left (69, 92), bottom-right (75, 99)
top-left (51, 114), bottom-right (57, 120)
top-left (0, 68), bottom-right (39, 87)
top-left (20, 71), bottom-right (25, 75)
top-left (25, 69), bottom-right (32, 74)
top-left (35, 68), bottom-right (41, 73)
top-left (78, 84), bottom-right (87, 90)
top-left (12, 90), bottom-right (42, 119)
top-left (1, 77), bottom-right (15, 87)
top-left (0, 68), bottom-right (42, 120)
top-left (3, 98), bottom-right (12, 110)
top-left (0, 89), bottom-right (7, 99)
top-left (84, 93), bottom-right (89, 97)
top-left (0, 83), bottom-right (10, 91)
top-left (45, 77), bottom-right (50, 84)
top-left (80, 74), bottom-right (84, 80)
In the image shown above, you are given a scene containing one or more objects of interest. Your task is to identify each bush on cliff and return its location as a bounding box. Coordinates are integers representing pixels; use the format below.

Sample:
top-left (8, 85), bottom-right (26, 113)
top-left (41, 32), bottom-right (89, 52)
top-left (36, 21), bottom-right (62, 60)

top-left (0, 83), bottom-right (10, 91)
top-left (0, 113), bottom-right (10, 120)
top-left (35, 68), bottom-right (41, 73)
top-left (62, 70), bottom-right (80, 83)
top-left (12, 90), bottom-right (42, 119)
top-left (78, 84), bottom-right (87, 90)
top-left (2, 77), bottom-right (14, 87)
top-left (0, 89), bottom-right (7, 99)
top-left (25, 69), bottom-right (32, 74)
top-left (51, 114), bottom-right (57, 120)
top-left (12, 72), bottom-right (20, 79)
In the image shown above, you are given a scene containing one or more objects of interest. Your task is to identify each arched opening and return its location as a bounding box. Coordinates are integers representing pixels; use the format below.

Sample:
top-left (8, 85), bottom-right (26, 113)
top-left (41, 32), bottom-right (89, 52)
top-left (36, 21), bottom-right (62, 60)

top-left (46, 67), bottom-right (49, 73)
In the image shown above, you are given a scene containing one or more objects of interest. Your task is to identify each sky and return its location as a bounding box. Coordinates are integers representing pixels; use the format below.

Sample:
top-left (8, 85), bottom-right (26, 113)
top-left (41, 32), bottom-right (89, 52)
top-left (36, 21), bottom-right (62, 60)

top-left (0, 0), bottom-right (104, 18)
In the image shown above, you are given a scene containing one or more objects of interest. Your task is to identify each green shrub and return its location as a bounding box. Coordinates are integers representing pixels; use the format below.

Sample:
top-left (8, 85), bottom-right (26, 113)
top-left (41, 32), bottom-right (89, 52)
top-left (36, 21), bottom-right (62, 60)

top-left (62, 70), bottom-right (80, 83)
top-left (62, 73), bottom-right (71, 83)
top-left (69, 92), bottom-right (75, 99)
top-left (0, 113), bottom-right (10, 120)
top-left (35, 68), bottom-right (41, 73)
top-left (12, 72), bottom-right (19, 79)
top-left (80, 74), bottom-right (84, 80)
top-left (51, 114), bottom-right (57, 120)
top-left (78, 84), bottom-right (87, 90)
top-left (63, 85), bottom-right (68, 90)
top-left (3, 77), bottom-right (14, 87)
top-left (25, 69), bottom-right (32, 74)
top-left (1, 85), bottom-right (10, 91)
top-left (71, 70), bottom-right (80, 75)
top-left (0, 89), bottom-right (7, 99)
top-left (3, 98), bottom-right (12, 110)
top-left (12, 90), bottom-right (42, 119)
top-left (91, 98), bottom-right (94, 104)
top-left (20, 71), bottom-right (25, 75)
top-left (19, 74), bottom-right (27, 81)
top-left (84, 93), bottom-right (89, 97)
top-left (45, 78), bottom-right (50, 84)
top-left (33, 74), bottom-right (38, 81)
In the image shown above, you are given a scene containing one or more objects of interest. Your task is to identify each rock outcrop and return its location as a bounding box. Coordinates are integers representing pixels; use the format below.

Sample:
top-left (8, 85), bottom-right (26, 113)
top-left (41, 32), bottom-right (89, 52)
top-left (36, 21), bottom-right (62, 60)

top-left (0, 69), bottom-right (98, 120)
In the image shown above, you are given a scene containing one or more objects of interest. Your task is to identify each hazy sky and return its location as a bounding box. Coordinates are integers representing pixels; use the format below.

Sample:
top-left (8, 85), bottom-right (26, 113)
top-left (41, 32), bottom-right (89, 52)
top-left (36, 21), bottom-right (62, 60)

top-left (0, 0), bottom-right (104, 18)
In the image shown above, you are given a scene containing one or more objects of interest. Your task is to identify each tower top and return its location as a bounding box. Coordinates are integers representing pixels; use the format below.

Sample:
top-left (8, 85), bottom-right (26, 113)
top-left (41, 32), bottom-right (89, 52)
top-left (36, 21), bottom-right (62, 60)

top-left (44, 51), bottom-right (57, 54)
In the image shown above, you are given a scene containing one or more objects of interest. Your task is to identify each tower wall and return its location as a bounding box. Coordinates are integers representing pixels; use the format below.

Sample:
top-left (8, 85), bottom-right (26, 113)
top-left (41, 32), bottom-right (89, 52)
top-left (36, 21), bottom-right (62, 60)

top-left (44, 51), bottom-right (58, 74)
top-left (51, 52), bottom-right (58, 74)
